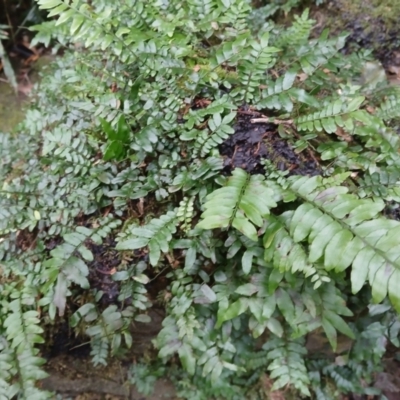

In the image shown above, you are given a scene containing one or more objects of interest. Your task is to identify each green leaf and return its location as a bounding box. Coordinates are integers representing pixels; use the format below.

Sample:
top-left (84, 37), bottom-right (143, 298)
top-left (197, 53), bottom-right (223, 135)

top-left (200, 284), bottom-right (217, 303)
top-left (0, 41), bottom-right (17, 92)
top-left (197, 169), bottom-right (275, 241)
top-left (242, 250), bottom-right (254, 274)
top-left (235, 283), bottom-right (258, 296)
top-left (309, 221), bottom-right (341, 262)
top-left (70, 15), bottom-right (84, 35)
top-left (282, 70), bottom-right (297, 91)
top-left (116, 115), bottom-right (130, 142)
top-left (116, 237), bottom-right (149, 250)
top-left (211, 361), bottom-right (223, 385)
top-left (203, 355), bottom-right (218, 376)
top-left (149, 240), bottom-right (161, 266)
top-left (346, 96), bottom-right (365, 112)
top-left (232, 214), bottom-right (258, 242)
top-left (276, 289), bottom-right (295, 323)
top-left (371, 262), bottom-right (393, 304)
top-left (184, 246), bottom-right (197, 271)
top-left (216, 298), bottom-right (248, 328)
top-left (389, 270), bottom-right (400, 313)
top-left (179, 343), bottom-right (196, 375)
top-left (323, 310), bottom-right (355, 340)
top-left (324, 230), bottom-right (354, 270)
top-left (266, 318), bottom-right (283, 337)
top-left (103, 141), bottom-right (126, 161)
top-left (291, 204), bottom-right (322, 242)
top-left (322, 317), bottom-right (337, 351)
top-left (268, 269), bottom-right (284, 294)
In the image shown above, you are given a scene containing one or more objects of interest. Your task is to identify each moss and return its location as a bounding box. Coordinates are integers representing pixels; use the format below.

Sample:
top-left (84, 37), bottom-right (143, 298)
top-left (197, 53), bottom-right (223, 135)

top-left (317, 0), bottom-right (400, 66)
top-left (365, 0), bottom-right (400, 28)
top-left (0, 82), bottom-right (25, 133)
top-left (333, 0), bottom-right (400, 29)
top-left (0, 55), bottom-right (54, 134)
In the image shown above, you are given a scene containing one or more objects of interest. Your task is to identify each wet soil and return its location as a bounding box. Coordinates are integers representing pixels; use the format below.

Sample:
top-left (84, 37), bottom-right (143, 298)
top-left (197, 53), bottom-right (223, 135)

top-left (0, 54), bottom-right (53, 132)
top-left (220, 109), bottom-right (321, 176)
top-left (41, 311), bottom-right (177, 400)
top-left (42, 356), bottom-right (177, 400)
top-left (312, 0), bottom-right (400, 69)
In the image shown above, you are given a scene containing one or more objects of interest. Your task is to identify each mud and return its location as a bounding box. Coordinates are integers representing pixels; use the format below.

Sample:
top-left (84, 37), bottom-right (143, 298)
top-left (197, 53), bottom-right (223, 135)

top-left (220, 109), bottom-right (321, 176)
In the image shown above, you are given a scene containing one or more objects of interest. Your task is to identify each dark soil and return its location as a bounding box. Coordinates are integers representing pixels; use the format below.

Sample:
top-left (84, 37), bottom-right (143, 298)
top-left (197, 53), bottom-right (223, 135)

top-left (220, 108), bottom-right (321, 176)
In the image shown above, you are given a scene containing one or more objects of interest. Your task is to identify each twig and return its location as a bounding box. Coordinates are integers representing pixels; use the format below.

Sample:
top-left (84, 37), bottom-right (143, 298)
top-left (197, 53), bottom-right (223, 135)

top-left (235, 109), bottom-right (268, 118)
top-left (231, 145), bottom-right (238, 166)
top-left (251, 117), bottom-right (294, 125)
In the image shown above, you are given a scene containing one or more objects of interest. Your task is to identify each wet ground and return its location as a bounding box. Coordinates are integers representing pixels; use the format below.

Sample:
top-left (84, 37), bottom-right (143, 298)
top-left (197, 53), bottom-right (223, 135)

top-left (0, 54), bottom-right (53, 132)
top-left (41, 310), bottom-right (177, 400)
top-left (220, 108), bottom-right (321, 176)
top-left (0, 81), bottom-right (25, 132)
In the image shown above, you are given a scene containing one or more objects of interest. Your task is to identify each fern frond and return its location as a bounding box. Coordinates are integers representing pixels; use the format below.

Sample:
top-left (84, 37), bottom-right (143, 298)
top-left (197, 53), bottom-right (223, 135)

top-left (36, 0), bottom-right (141, 59)
top-left (294, 31), bottom-right (347, 76)
top-left (117, 210), bottom-right (179, 266)
top-left (263, 336), bottom-right (310, 396)
top-left (274, 9), bottom-right (314, 49)
top-left (0, 292), bottom-right (50, 399)
top-left (90, 337), bottom-right (109, 366)
top-left (353, 115), bottom-right (400, 158)
top-left (177, 197), bottom-right (196, 232)
top-left (234, 32), bottom-right (279, 103)
top-left (295, 96), bottom-right (365, 133)
top-left (197, 168), bottom-right (277, 242)
top-left (264, 214), bottom-right (330, 288)
top-left (257, 70), bottom-right (301, 112)
top-left (356, 169), bottom-right (400, 202)
top-left (191, 111), bottom-right (236, 158)
top-left (285, 174), bottom-right (400, 312)
top-left (376, 93), bottom-right (400, 120)
top-left (45, 215), bottom-right (121, 316)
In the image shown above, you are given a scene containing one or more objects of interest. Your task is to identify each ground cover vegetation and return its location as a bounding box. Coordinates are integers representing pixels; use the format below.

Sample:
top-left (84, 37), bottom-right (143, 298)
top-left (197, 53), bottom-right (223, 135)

top-left (1, 0), bottom-right (400, 398)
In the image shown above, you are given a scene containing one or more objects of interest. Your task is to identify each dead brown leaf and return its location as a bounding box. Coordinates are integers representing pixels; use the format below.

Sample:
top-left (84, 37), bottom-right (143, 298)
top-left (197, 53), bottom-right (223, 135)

top-left (366, 105), bottom-right (376, 114)
top-left (297, 72), bottom-right (308, 82)
top-left (137, 198), bottom-right (144, 216)
top-left (335, 126), bottom-right (352, 142)
top-left (260, 374), bottom-right (286, 400)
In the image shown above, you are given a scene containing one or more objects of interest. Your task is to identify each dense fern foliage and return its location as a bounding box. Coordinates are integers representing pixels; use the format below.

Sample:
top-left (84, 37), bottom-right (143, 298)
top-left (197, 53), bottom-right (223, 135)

top-left (1, 0), bottom-right (400, 398)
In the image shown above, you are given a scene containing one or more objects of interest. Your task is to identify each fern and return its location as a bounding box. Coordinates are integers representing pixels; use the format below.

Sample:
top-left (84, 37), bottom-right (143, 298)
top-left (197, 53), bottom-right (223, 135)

top-left (197, 168), bottom-right (276, 242)
top-left (177, 197), bottom-right (196, 232)
top-left (45, 216), bottom-right (121, 316)
top-left (286, 175), bottom-right (400, 311)
top-left (234, 32), bottom-right (279, 103)
top-left (191, 111), bottom-right (237, 158)
top-left (117, 211), bottom-right (179, 266)
top-left (0, 288), bottom-right (50, 399)
top-left (295, 96), bottom-right (365, 133)
top-left (274, 9), bottom-right (315, 49)
top-left (263, 336), bottom-right (310, 397)
top-left (3, 0), bottom-right (400, 398)
top-left (356, 168), bottom-right (400, 202)
top-left (376, 91), bottom-right (400, 120)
